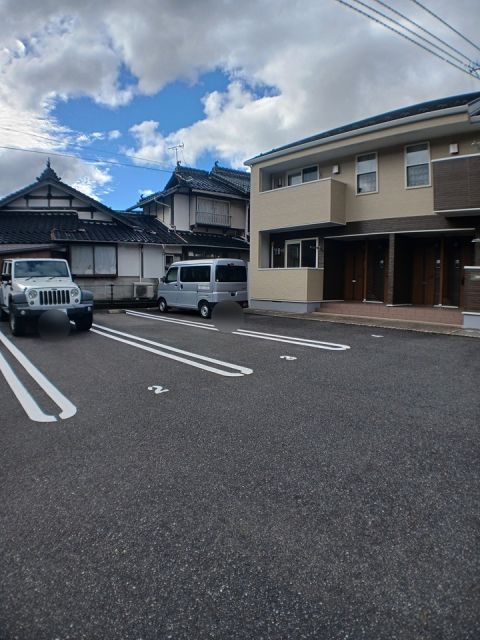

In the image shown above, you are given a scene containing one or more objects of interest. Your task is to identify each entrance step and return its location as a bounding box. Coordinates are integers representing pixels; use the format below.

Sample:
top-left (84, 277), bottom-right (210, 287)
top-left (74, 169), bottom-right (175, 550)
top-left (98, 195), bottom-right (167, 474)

top-left (317, 302), bottom-right (462, 325)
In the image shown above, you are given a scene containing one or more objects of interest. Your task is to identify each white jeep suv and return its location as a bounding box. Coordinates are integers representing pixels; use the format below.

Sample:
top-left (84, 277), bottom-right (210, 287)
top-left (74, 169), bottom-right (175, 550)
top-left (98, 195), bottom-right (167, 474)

top-left (0, 258), bottom-right (93, 336)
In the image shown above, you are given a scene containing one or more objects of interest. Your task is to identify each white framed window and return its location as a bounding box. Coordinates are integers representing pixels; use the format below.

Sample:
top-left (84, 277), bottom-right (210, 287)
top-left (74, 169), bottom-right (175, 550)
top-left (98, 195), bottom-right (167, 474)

top-left (287, 171), bottom-right (302, 187)
top-left (302, 166), bottom-right (319, 182)
top-left (70, 245), bottom-right (117, 276)
top-left (286, 165), bottom-right (319, 187)
top-left (356, 152), bottom-right (378, 194)
top-left (271, 238), bottom-right (318, 268)
top-left (405, 142), bottom-right (430, 188)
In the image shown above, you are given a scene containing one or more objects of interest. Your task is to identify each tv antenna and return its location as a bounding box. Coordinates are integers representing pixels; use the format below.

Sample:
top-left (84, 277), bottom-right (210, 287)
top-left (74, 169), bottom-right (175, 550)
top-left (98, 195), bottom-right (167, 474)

top-left (168, 143), bottom-right (184, 164)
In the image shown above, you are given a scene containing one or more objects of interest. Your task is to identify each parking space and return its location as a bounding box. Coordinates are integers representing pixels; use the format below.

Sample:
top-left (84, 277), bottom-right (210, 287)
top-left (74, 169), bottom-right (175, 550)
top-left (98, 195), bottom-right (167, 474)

top-left (0, 310), bottom-right (478, 639)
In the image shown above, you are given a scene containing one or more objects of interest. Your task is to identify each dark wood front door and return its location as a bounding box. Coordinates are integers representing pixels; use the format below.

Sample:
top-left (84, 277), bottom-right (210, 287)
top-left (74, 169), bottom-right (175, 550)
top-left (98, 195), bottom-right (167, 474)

top-left (411, 239), bottom-right (438, 306)
top-left (366, 240), bottom-right (388, 302)
top-left (344, 241), bottom-right (364, 301)
top-left (443, 237), bottom-right (474, 307)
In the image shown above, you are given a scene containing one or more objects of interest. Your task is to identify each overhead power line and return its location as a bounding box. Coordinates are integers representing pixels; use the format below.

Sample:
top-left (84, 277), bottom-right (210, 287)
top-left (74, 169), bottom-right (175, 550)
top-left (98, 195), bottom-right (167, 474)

top-left (334, 0), bottom-right (480, 79)
top-left (372, 0), bottom-right (477, 64)
top-left (353, 0), bottom-right (474, 70)
top-left (0, 144), bottom-right (175, 174)
top-left (0, 125), bottom-right (172, 170)
top-left (410, 0), bottom-right (480, 54)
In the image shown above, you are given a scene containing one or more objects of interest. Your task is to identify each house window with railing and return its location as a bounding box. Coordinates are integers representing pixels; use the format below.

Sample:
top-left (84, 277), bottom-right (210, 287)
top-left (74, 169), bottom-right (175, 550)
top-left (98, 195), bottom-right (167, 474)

top-left (196, 197), bottom-right (231, 227)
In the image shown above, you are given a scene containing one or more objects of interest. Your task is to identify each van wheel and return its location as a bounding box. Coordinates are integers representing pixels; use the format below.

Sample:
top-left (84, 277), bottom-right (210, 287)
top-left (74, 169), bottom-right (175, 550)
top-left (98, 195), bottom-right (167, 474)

top-left (158, 298), bottom-right (168, 313)
top-left (198, 301), bottom-right (211, 319)
top-left (9, 311), bottom-right (25, 337)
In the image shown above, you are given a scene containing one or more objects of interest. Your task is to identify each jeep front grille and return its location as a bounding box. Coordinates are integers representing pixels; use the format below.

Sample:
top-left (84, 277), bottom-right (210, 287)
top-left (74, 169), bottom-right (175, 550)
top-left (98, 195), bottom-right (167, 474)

top-left (38, 289), bottom-right (71, 306)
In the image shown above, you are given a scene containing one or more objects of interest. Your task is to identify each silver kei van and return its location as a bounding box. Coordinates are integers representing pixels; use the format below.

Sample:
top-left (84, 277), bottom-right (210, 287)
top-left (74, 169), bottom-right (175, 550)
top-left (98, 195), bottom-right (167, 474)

top-left (158, 258), bottom-right (248, 318)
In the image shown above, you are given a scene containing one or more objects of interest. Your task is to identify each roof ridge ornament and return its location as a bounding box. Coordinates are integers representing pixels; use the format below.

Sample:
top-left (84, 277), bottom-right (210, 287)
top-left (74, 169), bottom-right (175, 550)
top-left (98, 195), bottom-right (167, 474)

top-left (37, 158), bottom-right (61, 182)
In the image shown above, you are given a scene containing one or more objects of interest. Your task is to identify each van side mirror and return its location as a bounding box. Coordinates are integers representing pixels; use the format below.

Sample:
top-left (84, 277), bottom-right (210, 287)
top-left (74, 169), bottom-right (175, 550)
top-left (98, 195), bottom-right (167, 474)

top-left (160, 276), bottom-right (165, 283)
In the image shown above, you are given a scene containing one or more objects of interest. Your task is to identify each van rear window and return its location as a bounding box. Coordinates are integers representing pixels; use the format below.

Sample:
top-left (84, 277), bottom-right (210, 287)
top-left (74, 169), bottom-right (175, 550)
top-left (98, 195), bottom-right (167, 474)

top-left (180, 265), bottom-right (211, 282)
top-left (215, 265), bottom-right (247, 282)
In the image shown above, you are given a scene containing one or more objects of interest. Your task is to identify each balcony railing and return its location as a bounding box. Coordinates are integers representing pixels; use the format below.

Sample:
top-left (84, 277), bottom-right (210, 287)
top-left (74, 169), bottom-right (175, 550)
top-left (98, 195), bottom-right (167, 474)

top-left (195, 211), bottom-right (232, 227)
top-left (433, 156), bottom-right (480, 213)
top-left (255, 178), bottom-right (346, 230)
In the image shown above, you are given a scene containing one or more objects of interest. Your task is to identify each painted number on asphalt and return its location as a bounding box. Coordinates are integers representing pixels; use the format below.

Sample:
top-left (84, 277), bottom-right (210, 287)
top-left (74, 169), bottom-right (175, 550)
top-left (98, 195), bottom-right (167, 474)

top-left (148, 385), bottom-right (169, 395)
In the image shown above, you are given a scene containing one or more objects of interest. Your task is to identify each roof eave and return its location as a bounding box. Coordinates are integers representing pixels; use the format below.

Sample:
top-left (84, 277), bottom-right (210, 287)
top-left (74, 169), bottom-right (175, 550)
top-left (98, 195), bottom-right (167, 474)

top-left (244, 104), bottom-right (471, 166)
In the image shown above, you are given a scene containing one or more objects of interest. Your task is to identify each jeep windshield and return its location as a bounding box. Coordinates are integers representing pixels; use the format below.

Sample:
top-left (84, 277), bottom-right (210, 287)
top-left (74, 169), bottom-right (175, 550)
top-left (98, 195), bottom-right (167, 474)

top-left (14, 260), bottom-right (70, 278)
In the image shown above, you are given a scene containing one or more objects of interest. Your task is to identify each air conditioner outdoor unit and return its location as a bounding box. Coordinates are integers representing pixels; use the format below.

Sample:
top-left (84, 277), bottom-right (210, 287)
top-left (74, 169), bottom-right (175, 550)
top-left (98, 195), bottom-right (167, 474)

top-left (133, 282), bottom-right (154, 299)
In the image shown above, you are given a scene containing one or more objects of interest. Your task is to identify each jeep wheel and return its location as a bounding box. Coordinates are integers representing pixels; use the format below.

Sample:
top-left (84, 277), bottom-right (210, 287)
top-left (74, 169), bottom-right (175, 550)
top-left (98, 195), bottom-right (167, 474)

top-left (75, 314), bottom-right (93, 332)
top-left (158, 298), bottom-right (168, 313)
top-left (9, 311), bottom-right (25, 337)
top-left (0, 307), bottom-right (8, 321)
top-left (198, 300), bottom-right (211, 319)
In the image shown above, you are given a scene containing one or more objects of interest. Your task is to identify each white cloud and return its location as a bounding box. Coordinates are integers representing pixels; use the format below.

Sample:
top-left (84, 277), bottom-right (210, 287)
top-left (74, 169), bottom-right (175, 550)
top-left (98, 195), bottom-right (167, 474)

top-left (120, 0), bottom-right (480, 167)
top-left (0, 0), bottom-right (478, 196)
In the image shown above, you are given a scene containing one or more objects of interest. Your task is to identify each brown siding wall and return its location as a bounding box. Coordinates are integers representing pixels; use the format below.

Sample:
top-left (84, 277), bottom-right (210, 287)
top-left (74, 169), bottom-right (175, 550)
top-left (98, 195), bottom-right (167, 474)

top-left (463, 267), bottom-right (480, 312)
top-left (433, 156), bottom-right (480, 211)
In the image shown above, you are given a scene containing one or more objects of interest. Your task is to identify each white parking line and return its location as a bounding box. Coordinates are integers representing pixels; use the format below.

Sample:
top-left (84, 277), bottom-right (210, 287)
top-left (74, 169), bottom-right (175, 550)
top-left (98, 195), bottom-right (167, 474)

top-left (234, 329), bottom-right (350, 351)
top-left (125, 310), bottom-right (216, 331)
top-left (124, 309), bottom-right (350, 351)
top-left (0, 329), bottom-right (77, 422)
top-left (92, 323), bottom-right (253, 377)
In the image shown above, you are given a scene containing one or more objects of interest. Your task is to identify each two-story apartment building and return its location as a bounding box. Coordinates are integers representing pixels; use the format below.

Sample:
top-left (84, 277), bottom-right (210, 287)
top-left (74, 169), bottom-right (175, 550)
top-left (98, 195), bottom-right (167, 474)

top-left (245, 92), bottom-right (480, 326)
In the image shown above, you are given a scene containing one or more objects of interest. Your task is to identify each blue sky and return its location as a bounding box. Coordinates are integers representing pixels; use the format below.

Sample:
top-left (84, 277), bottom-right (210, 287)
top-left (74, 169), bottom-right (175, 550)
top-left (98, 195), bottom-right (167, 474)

top-left (51, 70), bottom-right (233, 209)
top-left (0, 0), bottom-right (478, 210)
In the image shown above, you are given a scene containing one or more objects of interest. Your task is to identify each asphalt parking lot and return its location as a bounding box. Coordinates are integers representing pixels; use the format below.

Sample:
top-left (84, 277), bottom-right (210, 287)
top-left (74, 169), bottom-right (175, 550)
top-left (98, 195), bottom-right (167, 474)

top-left (0, 309), bottom-right (478, 639)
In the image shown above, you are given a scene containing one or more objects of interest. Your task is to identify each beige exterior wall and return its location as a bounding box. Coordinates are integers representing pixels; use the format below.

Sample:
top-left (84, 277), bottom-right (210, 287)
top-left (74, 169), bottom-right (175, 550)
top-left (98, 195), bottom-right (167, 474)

top-left (252, 132), bottom-right (478, 227)
top-left (251, 268), bottom-right (323, 301)
top-left (255, 178), bottom-right (345, 231)
top-left (230, 199), bottom-right (246, 230)
top-left (255, 112), bottom-right (470, 178)
top-left (248, 107), bottom-right (479, 306)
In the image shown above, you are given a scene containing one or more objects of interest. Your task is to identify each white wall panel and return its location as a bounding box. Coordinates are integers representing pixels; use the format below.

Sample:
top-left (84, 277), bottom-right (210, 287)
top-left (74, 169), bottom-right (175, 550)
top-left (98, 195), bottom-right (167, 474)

top-left (118, 245), bottom-right (141, 276)
top-left (143, 246), bottom-right (164, 278)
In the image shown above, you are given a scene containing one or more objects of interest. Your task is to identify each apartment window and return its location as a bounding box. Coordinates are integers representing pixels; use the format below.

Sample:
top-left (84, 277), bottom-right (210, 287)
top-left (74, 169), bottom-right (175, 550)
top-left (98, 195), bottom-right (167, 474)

top-left (302, 166), bottom-right (319, 182)
top-left (287, 171), bottom-right (302, 186)
top-left (287, 165), bottom-right (319, 187)
top-left (286, 241), bottom-right (301, 267)
top-left (273, 238), bottom-right (317, 268)
top-left (405, 143), bottom-right (430, 187)
top-left (70, 245), bottom-right (116, 275)
top-left (356, 153), bottom-right (377, 194)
